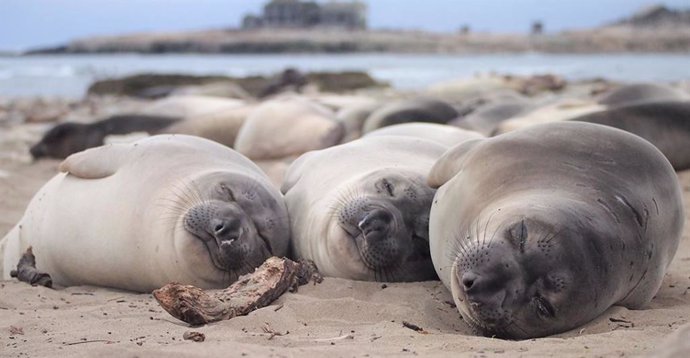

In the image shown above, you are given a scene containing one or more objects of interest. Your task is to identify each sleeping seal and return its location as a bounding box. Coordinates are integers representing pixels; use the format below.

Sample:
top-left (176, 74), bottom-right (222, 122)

top-left (1, 135), bottom-right (289, 292)
top-left (364, 122), bottom-right (484, 148)
top-left (598, 83), bottom-right (688, 107)
top-left (570, 101), bottom-right (690, 171)
top-left (281, 136), bottom-right (463, 282)
top-left (362, 98), bottom-right (459, 133)
top-left (428, 122), bottom-right (683, 339)
top-left (29, 114), bottom-right (180, 159)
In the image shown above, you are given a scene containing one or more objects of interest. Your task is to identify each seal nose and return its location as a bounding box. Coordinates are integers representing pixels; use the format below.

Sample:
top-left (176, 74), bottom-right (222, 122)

top-left (211, 217), bottom-right (241, 243)
top-left (357, 209), bottom-right (392, 237)
top-left (29, 144), bottom-right (44, 159)
top-left (462, 272), bottom-right (478, 291)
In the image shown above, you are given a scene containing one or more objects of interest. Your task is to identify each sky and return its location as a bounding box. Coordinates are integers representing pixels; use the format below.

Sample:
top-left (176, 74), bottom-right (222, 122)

top-left (1, 0), bottom-right (689, 51)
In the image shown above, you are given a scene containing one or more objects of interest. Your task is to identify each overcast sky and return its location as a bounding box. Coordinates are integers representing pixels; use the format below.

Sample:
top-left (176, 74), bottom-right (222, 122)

top-left (1, 0), bottom-right (688, 51)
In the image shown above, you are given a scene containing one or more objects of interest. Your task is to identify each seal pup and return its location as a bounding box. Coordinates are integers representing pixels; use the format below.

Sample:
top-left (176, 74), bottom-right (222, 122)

top-left (362, 98), bottom-right (459, 133)
top-left (2, 135), bottom-right (290, 292)
top-left (428, 122), bottom-right (683, 339)
top-left (282, 136), bottom-right (462, 282)
top-left (29, 114), bottom-right (180, 159)
top-left (570, 101), bottom-right (690, 170)
top-left (598, 83), bottom-right (688, 107)
top-left (234, 97), bottom-right (343, 160)
top-left (364, 122), bottom-right (484, 148)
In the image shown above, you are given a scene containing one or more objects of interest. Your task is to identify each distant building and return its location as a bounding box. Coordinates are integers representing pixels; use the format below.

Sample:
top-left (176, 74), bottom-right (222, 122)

top-left (531, 21), bottom-right (544, 35)
top-left (242, 0), bottom-right (367, 30)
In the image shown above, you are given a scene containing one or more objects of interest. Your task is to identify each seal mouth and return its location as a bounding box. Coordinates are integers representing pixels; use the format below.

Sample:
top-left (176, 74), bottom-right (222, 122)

top-left (451, 261), bottom-right (514, 338)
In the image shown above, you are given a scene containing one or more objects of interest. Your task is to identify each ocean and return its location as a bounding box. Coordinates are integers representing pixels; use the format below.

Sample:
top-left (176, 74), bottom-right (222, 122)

top-left (1, 53), bottom-right (690, 98)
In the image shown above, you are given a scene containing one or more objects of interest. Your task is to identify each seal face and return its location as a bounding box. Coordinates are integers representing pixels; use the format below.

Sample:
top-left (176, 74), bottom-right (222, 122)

top-left (282, 136), bottom-right (452, 282)
top-left (429, 122), bottom-right (684, 339)
top-left (331, 170), bottom-right (434, 281)
top-left (180, 174), bottom-right (276, 275)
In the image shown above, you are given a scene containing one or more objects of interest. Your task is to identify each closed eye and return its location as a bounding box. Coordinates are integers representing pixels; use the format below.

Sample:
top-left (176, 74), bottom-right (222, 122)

top-left (219, 184), bottom-right (235, 201)
top-left (382, 179), bottom-right (394, 197)
top-left (534, 295), bottom-right (556, 319)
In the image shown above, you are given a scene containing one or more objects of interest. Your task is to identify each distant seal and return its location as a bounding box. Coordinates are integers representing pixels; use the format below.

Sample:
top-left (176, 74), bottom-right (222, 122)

top-left (451, 101), bottom-right (530, 136)
top-left (29, 114), bottom-right (180, 159)
top-left (598, 83), bottom-right (688, 107)
top-left (364, 122), bottom-right (484, 147)
top-left (281, 136), bottom-right (458, 282)
top-left (337, 101), bottom-right (382, 142)
top-left (234, 97), bottom-right (343, 160)
top-left (570, 101), bottom-right (690, 170)
top-left (164, 104), bottom-right (257, 148)
top-left (428, 122), bottom-right (683, 339)
top-left (362, 98), bottom-right (459, 133)
top-left (141, 95), bottom-right (246, 118)
top-left (2, 135), bottom-right (289, 292)
top-left (494, 99), bottom-right (604, 135)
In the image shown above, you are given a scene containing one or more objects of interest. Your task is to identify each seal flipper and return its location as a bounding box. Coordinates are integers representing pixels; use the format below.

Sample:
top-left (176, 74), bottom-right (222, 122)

top-left (428, 138), bottom-right (482, 188)
top-left (58, 144), bottom-right (128, 179)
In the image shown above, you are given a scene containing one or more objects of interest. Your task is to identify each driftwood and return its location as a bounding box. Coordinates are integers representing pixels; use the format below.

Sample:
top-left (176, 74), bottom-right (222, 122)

top-left (153, 257), bottom-right (322, 325)
top-left (10, 247), bottom-right (53, 288)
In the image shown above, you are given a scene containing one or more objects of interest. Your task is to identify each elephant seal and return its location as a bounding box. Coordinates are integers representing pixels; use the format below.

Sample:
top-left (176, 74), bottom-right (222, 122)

top-left (141, 95), bottom-right (246, 118)
top-left (29, 114), bottom-right (180, 159)
top-left (234, 97), bottom-right (343, 160)
top-left (570, 101), bottom-right (690, 170)
top-left (428, 122), bottom-right (683, 339)
top-left (2, 135), bottom-right (289, 292)
top-left (451, 101), bottom-right (530, 136)
top-left (494, 99), bottom-right (604, 135)
top-left (281, 136), bottom-right (459, 282)
top-left (364, 122), bottom-right (484, 147)
top-left (362, 98), bottom-right (459, 133)
top-left (164, 104), bottom-right (257, 148)
top-left (598, 83), bottom-right (688, 107)
top-left (337, 102), bottom-right (382, 142)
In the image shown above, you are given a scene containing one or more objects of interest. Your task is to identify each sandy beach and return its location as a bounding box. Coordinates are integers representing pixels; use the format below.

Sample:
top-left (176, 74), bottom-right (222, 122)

top-left (1, 87), bottom-right (690, 357)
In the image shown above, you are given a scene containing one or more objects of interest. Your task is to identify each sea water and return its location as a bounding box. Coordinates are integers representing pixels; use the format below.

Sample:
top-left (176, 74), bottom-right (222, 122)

top-left (1, 53), bottom-right (689, 98)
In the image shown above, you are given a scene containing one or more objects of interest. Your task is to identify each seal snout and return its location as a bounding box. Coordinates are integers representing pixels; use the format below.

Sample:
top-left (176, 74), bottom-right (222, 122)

top-left (211, 217), bottom-right (242, 244)
top-left (357, 208), bottom-right (392, 239)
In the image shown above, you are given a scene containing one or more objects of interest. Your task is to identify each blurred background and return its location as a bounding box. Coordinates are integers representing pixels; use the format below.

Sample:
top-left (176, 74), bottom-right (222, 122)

top-left (1, 0), bottom-right (689, 98)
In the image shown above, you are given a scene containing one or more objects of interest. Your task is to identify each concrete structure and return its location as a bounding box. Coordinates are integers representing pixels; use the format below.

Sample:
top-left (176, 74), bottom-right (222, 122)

top-left (243, 0), bottom-right (367, 30)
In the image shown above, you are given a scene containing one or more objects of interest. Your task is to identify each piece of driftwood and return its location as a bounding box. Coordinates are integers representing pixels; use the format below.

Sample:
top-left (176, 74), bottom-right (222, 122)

top-left (10, 247), bottom-right (53, 288)
top-left (153, 257), bottom-right (322, 325)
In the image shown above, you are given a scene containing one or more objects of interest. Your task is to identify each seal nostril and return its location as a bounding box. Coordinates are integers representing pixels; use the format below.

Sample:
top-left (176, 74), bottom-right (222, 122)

top-left (462, 272), bottom-right (478, 291)
top-left (357, 209), bottom-right (392, 236)
top-left (214, 224), bottom-right (225, 234)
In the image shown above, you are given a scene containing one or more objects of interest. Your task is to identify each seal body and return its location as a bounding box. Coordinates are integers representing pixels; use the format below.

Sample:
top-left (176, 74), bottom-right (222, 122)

top-left (234, 97), bottom-right (343, 160)
top-left (29, 114), bottom-right (180, 159)
top-left (571, 101), bottom-right (690, 170)
top-left (282, 136), bottom-right (457, 282)
top-left (362, 98), bottom-right (458, 133)
top-left (364, 122), bottom-right (483, 148)
top-left (428, 122), bottom-right (683, 339)
top-left (598, 83), bottom-right (688, 107)
top-left (2, 135), bottom-right (289, 292)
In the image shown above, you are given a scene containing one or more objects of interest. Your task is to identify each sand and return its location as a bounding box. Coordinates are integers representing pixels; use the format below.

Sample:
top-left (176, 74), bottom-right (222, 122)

top-left (2, 100), bottom-right (690, 358)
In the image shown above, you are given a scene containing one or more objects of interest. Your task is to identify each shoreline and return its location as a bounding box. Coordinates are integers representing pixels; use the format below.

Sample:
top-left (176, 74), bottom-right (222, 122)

top-left (22, 28), bottom-right (690, 55)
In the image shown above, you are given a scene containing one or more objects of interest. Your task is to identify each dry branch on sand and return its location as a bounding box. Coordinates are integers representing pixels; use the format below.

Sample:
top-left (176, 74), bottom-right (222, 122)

top-left (153, 257), bottom-right (322, 325)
